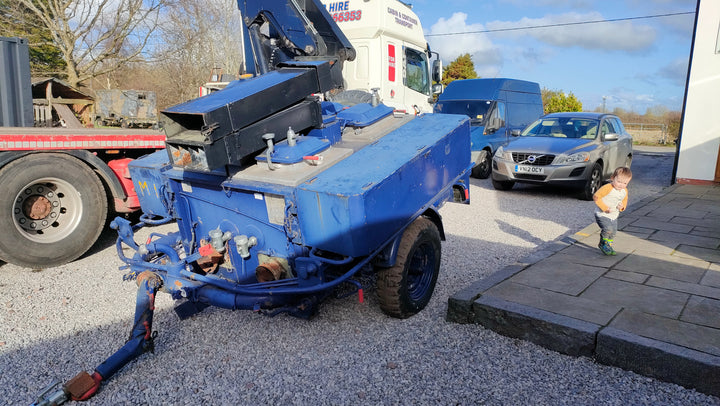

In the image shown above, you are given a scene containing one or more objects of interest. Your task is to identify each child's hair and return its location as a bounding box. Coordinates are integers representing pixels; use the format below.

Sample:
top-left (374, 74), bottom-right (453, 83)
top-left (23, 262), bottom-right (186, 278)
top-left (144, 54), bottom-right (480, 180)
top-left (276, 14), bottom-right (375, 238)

top-left (612, 166), bottom-right (632, 179)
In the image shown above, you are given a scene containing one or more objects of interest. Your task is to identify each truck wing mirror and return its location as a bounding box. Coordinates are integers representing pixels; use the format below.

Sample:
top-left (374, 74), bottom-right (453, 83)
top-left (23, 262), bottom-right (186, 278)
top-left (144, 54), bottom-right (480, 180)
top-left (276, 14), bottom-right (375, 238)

top-left (511, 129), bottom-right (521, 137)
top-left (487, 117), bottom-right (502, 132)
top-left (432, 59), bottom-right (442, 83)
top-left (432, 83), bottom-right (443, 95)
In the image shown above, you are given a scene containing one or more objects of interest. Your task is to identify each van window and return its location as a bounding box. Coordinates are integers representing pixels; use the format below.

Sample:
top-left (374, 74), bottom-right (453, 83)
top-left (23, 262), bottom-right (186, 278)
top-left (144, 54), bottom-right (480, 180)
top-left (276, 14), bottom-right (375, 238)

top-left (492, 102), bottom-right (506, 127)
top-left (405, 48), bottom-right (430, 95)
top-left (433, 100), bottom-right (493, 125)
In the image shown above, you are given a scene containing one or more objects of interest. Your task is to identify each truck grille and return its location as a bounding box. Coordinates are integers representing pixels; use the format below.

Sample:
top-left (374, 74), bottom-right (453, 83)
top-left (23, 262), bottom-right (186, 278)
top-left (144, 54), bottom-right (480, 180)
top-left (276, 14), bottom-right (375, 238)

top-left (512, 153), bottom-right (555, 166)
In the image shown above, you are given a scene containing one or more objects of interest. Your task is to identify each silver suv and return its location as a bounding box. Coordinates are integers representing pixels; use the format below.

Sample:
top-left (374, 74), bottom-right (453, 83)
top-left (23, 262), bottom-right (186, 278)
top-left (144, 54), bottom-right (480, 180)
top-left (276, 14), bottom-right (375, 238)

top-left (491, 112), bottom-right (633, 200)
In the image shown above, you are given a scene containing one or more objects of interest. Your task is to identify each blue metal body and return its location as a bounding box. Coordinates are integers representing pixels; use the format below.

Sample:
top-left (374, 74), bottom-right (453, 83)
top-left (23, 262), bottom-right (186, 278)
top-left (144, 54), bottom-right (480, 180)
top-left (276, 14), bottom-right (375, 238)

top-left (119, 104), bottom-right (471, 311)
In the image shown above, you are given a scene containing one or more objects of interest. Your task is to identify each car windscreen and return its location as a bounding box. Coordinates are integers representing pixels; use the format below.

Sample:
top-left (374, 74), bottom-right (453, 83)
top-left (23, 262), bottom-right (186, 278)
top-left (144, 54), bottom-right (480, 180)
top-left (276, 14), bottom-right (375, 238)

top-left (433, 100), bottom-right (493, 126)
top-left (521, 117), bottom-right (600, 139)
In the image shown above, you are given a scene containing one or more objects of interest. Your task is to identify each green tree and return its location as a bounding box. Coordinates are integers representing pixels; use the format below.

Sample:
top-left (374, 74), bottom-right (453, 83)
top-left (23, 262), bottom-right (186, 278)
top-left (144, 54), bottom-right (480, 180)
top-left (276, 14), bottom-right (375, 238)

top-left (541, 88), bottom-right (582, 114)
top-left (0, 0), bottom-right (66, 76)
top-left (441, 53), bottom-right (477, 87)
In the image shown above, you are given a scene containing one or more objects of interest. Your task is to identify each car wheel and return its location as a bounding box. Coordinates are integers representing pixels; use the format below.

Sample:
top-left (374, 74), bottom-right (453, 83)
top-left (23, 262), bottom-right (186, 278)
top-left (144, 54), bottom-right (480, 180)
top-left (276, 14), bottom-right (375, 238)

top-left (581, 162), bottom-right (603, 200)
top-left (471, 150), bottom-right (492, 179)
top-left (491, 178), bottom-right (515, 190)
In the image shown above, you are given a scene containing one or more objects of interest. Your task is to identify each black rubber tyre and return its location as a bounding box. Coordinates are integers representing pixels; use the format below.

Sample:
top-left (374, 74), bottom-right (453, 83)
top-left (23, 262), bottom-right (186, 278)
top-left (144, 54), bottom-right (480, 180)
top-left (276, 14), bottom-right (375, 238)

top-left (0, 154), bottom-right (108, 268)
top-left (491, 178), bottom-right (515, 190)
top-left (471, 149), bottom-right (492, 179)
top-left (377, 217), bottom-right (441, 319)
top-left (581, 162), bottom-right (603, 201)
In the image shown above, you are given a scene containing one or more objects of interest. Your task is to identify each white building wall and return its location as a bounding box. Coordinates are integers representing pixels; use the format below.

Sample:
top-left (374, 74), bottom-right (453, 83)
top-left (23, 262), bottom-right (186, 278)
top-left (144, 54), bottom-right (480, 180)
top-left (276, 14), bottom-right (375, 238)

top-left (676, 0), bottom-right (720, 183)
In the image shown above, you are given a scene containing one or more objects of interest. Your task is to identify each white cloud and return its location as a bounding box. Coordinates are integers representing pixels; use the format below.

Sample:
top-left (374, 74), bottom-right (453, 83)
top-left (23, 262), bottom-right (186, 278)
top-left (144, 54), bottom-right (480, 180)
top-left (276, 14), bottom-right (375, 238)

top-left (485, 12), bottom-right (656, 52)
top-left (427, 12), bottom-right (502, 77)
top-left (500, 0), bottom-right (593, 8)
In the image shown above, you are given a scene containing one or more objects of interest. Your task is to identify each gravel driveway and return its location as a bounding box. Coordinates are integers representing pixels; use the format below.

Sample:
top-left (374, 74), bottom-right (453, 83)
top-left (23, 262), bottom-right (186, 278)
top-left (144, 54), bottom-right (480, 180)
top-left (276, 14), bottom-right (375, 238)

top-left (2, 145), bottom-right (717, 405)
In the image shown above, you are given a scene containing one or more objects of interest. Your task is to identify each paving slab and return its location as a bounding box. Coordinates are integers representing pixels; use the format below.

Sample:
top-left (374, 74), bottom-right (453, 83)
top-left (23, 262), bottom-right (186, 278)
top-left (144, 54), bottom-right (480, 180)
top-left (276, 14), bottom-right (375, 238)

top-left (649, 230), bottom-right (720, 249)
top-left (579, 277), bottom-right (689, 319)
top-left (674, 244), bottom-right (720, 263)
top-left (614, 251), bottom-right (709, 283)
top-left (447, 183), bottom-right (720, 397)
top-left (608, 309), bottom-right (720, 357)
top-left (682, 296), bottom-right (720, 329)
top-left (507, 257), bottom-right (606, 296)
top-left (701, 263), bottom-right (720, 288)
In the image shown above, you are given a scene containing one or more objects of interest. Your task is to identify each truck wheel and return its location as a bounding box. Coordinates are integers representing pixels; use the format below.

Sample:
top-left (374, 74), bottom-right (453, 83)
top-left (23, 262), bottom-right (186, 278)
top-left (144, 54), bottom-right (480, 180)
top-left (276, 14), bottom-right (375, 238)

top-left (377, 217), bottom-right (441, 319)
top-left (0, 154), bottom-right (108, 268)
top-left (471, 150), bottom-right (492, 179)
top-left (580, 162), bottom-right (603, 201)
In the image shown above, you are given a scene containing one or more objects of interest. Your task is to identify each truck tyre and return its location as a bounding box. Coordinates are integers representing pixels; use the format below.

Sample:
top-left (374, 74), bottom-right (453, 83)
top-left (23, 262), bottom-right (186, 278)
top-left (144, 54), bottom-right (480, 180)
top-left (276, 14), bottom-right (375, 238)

top-left (580, 162), bottom-right (603, 201)
top-left (471, 149), bottom-right (492, 179)
top-left (0, 154), bottom-right (108, 268)
top-left (377, 217), bottom-right (441, 319)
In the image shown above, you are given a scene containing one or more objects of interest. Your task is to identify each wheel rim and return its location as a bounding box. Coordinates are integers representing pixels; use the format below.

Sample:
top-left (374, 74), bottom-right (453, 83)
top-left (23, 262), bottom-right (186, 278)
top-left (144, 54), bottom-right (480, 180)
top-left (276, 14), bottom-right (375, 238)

top-left (589, 167), bottom-right (602, 194)
top-left (406, 241), bottom-right (437, 302)
top-left (478, 152), bottom-right (490, 173)
top-left (13, 177), bottom-right (83, 243)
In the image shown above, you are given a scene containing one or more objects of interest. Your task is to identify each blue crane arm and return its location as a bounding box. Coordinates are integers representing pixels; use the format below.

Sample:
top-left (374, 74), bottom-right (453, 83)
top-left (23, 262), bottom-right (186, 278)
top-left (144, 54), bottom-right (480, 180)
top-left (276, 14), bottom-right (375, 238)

top-left (160, 0), bottom-right (358, 173)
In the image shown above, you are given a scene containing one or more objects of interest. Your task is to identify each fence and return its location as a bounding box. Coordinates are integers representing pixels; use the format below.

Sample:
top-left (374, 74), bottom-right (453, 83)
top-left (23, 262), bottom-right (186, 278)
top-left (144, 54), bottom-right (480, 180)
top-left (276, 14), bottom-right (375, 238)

top-left (623, 122), bottom-right (670, 145)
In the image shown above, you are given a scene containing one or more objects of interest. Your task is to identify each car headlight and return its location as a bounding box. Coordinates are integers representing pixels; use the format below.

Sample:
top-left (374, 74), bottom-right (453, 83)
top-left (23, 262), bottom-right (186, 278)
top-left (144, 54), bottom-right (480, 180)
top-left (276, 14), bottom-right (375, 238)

top-left (555, 152), bottom-right (590, 164)
top-left (495, 146), bottom-right (513, 160)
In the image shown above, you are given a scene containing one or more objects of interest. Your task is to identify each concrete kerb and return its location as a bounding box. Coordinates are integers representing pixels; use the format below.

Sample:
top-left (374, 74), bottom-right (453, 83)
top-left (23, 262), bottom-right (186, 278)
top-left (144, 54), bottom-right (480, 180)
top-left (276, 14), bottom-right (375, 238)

top-left (597, 327), bottom-right (720, 397)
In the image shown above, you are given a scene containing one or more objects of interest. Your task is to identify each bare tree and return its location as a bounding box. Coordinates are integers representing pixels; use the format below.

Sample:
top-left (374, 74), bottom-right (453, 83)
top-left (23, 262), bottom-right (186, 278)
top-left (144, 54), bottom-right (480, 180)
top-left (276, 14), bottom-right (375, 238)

top-left (13, 0), bottom-right (167, 88)
top-left (153, 0), bottom-right (244, 105)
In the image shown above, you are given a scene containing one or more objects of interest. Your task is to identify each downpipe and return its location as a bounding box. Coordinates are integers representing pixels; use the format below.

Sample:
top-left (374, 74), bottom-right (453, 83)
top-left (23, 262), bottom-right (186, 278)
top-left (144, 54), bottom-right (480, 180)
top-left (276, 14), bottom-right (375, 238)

top-left (31, 272), bottom-right (162, 405)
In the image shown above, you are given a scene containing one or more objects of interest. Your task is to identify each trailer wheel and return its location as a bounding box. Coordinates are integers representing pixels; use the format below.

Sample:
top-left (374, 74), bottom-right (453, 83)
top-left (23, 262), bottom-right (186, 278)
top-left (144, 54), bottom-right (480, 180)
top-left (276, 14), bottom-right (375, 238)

top-left (377, 217), bottom-right (441, 319)
top-left (0, 154), bottom-right (108, 268)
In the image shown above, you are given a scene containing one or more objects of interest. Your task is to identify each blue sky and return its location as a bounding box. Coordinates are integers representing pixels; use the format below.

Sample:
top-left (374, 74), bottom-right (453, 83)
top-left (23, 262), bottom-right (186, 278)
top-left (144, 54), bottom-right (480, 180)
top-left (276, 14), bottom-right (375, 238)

top-left (409, 0), bottom-right (697, 113)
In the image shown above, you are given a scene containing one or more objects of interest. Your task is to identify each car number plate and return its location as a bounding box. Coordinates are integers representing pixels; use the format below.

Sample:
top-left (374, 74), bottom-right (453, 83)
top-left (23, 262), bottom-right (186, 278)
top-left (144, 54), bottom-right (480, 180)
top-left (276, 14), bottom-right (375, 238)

top-left (514, 165), bottom-right (544, 174)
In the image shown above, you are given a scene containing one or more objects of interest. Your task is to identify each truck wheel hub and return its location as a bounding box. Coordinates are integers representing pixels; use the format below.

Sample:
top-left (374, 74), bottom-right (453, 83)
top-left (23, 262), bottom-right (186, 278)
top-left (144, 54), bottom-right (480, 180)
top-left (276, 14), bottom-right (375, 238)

top-left (14, 184), bottom-right (61, 231)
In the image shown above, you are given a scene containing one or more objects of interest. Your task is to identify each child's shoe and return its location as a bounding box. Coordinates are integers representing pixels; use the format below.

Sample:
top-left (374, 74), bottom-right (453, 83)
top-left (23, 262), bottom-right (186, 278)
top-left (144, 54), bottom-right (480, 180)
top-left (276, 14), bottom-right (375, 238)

top-left (599, 239), bottom-right (615, 256)
top-left (606, 239), bottom-right (617, 256)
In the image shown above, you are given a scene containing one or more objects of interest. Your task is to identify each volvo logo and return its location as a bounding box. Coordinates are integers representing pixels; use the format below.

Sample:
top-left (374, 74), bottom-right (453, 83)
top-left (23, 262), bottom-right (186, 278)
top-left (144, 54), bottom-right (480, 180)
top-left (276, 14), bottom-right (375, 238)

top-left (528, 155), bottom-right (537, 163)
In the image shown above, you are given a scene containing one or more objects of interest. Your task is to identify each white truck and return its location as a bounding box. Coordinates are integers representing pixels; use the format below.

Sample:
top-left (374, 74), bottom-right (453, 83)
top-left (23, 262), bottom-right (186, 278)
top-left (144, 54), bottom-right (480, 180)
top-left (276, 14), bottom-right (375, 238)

top-left (319, 0), bottom-right (442, 113)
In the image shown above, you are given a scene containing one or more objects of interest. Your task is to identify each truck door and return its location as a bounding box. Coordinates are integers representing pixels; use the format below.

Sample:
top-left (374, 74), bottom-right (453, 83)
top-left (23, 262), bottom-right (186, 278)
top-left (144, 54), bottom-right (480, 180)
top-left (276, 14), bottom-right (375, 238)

top-left (403, 46), bottom-right (431, 113)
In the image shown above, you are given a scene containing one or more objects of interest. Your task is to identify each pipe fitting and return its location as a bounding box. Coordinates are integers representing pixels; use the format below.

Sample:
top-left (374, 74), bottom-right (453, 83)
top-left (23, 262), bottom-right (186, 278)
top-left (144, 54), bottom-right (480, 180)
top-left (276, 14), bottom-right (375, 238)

top-left (209, 228), bottom-right (232, 253)
top-left (255, 258), bottom-right (288, 282)
top-left (234, 235), bottom-right (258, 259)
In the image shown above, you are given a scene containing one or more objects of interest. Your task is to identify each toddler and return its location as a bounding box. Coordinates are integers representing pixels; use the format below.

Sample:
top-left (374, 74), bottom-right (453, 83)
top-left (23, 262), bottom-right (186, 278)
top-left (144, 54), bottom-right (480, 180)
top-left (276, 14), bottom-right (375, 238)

top-left (593, 167), bottom-right (632, 255)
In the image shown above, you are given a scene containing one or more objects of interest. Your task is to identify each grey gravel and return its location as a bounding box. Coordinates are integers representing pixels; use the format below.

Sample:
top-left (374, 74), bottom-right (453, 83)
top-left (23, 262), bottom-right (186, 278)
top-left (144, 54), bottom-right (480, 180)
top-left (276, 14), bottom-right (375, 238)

top-left (2, 146), bottom-right (717, 405)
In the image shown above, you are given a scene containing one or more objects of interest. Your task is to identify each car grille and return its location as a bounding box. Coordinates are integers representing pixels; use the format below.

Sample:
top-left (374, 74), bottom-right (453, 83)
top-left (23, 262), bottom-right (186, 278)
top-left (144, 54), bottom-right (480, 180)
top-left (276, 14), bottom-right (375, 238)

top-left (512, 153), bottom-right (555, 166)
